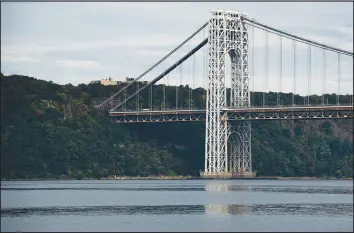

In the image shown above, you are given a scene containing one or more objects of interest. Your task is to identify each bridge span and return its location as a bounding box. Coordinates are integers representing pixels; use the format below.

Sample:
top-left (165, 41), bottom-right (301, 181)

top-left (110, 105), bottom-right (353, 123)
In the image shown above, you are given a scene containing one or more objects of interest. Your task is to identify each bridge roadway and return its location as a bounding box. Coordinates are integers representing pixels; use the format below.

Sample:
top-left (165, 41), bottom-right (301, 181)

top-left (109, 105), bottom-right (353, 123)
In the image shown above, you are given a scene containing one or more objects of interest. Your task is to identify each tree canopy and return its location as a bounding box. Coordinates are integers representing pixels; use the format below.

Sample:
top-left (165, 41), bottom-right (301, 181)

top-left (1, 74), bottom-right (352, 179)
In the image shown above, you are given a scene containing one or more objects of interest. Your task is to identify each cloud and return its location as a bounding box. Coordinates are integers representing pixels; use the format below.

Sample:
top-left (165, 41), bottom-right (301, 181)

top-left (333, 26), bottom-right (353, 37)
top-left (55, 59), bottom-right (121, 73)
top-left (305, 35), bottom-right (353, 52)
top-left (0, 2), bottom-right (352, 93)
top-left (1, 33), bottom-right (190, 59)
top-left (85, 2), bottom-right (164, 10)
top-left (56, 59), bottom-right (104, 69)
top-left (1, 54), bottom-right (41, 63)
top-left (135, 49), bottom-right (171, 56)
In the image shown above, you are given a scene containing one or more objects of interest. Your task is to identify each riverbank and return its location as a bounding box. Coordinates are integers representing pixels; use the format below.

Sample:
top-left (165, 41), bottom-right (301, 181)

top-left (1, 176), bottom-right (352, 181)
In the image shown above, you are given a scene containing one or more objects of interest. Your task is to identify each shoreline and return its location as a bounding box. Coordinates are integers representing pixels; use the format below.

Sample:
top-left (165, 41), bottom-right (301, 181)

top-left (1, 176), bottom-right (352, 181)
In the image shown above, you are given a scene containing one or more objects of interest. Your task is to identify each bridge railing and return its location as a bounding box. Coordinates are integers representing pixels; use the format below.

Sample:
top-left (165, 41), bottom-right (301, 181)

top-left (109, 103), bottom-right (353, 113)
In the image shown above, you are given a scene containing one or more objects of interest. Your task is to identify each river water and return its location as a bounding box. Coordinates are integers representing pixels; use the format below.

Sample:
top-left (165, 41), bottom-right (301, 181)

top-left (1, 179), bottom-right (353, 232)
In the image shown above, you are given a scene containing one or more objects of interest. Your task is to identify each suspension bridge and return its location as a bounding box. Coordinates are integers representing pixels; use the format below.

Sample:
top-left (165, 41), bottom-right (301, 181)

top-left (96, 10), bottom-right (353, 179)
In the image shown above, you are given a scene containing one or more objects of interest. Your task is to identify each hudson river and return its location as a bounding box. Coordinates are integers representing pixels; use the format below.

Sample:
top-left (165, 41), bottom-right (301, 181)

top-left (1, 180), bottom-right (353, 232)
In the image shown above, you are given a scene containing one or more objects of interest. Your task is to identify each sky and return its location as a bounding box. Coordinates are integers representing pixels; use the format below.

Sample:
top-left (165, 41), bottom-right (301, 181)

top-left (1, 2), bottom-right (353, 95)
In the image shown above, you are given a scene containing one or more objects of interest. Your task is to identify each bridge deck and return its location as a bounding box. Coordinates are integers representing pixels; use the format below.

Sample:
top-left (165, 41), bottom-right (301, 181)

top-left (109, 105), bottom-right (353, 123)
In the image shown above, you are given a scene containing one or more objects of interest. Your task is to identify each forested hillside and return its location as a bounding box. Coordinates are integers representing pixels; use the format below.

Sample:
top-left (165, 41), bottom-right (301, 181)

top-left (1, 73), bottom-right (353, 179)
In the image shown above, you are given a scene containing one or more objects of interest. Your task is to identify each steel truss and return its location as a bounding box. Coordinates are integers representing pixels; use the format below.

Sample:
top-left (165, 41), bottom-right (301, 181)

top-left (110, 111), bottom-right (206, 123)
top-left (109, 106), bottom-right (353, 123)
top-left (226, 109), bottom-right (353, 120)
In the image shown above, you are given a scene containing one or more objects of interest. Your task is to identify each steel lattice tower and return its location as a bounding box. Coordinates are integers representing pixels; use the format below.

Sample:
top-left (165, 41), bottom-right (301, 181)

top-left (203, 10), bottom-right (253, 178)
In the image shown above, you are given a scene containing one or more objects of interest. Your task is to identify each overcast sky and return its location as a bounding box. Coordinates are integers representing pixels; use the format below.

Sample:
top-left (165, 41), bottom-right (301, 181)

top-left (1, 2), bottom-right (353, 95)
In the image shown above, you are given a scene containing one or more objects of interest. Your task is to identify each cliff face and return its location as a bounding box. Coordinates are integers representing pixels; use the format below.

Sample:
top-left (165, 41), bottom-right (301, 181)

top-left (1, 74), bottom-right (353, 179)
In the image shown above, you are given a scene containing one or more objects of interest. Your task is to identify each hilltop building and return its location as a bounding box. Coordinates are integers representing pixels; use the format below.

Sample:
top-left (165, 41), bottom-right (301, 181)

top-left (90, 77), bottom-right (148, 86)
top-left (90, 77), bottom-right (118, 86)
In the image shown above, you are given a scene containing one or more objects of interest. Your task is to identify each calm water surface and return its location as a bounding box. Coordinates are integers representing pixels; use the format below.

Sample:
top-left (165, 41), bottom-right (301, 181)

top-left (1, 179), bottom-right (353, 232)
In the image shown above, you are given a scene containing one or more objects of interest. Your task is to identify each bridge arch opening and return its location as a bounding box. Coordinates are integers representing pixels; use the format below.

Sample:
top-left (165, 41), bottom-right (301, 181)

top-left (227, 130), bottom-right (244, 175)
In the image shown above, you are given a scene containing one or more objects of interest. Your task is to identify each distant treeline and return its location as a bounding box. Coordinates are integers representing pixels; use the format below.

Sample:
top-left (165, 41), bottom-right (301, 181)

top-left (1, 73), bottom-right (352, 179)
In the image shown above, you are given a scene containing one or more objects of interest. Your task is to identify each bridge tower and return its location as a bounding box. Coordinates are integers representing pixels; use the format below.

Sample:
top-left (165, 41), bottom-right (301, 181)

top-left (202, 10), bottom-right (254, 178)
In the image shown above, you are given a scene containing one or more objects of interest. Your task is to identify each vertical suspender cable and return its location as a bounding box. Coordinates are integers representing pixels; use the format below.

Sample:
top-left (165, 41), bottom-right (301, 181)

top-left (307, 45), bottom-right (311, 105)
top-left (186, 49), bottom-right (191, 109)
top-left (322, 49), bottom-right (326, 105)
top-left (188, 48), bottom-right (191, 109)
top-left (278, 35), bottom-right (282, 106)
top-left (337, 53), bottom-right (341, 105)
top-left (264, 29), bottom-right (268, 107)
top-left (136, 81), bottom-right (139, 110)
top-left (176, 67), bottom-right (178, 109)
top-left (150, 82), bottom-right (152, 110)
top-left (166, 72), bottom-right (169, 109)
top-left (252, 25), bottom-right (255, 106)
top-left (180, 64), bottom-right (183, 109)
top-left (124, 89), bottom-right (127, 110)
top-left (192, 52), bottom-right (195, 109)
top-left (293, 40), bottom-right (296, 106)
top-left (163, 75), bottom-right (166, 110)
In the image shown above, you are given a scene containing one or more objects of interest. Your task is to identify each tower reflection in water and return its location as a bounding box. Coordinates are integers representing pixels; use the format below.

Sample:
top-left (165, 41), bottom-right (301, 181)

top-left (204, 182), bottom-right (250, 216)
